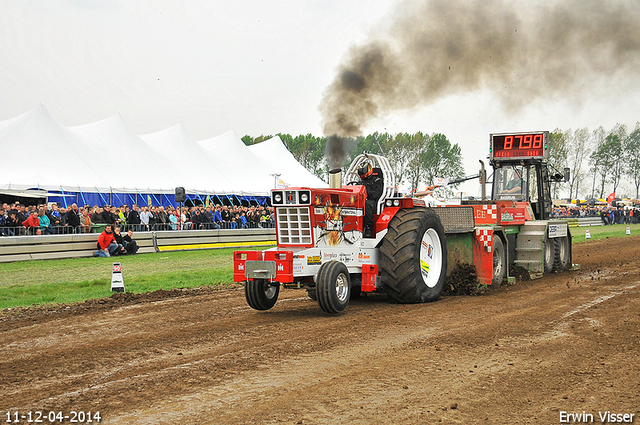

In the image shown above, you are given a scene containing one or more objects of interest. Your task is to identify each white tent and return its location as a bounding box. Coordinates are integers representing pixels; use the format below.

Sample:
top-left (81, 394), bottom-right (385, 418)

top-left (0, 104), bottom-right (109, 191)
top-left (139, 124), bottom-right (241, 195)
top-left (0, 105), bottom-right (328, 204)
top-left (196, 130), bottom-right (280, 193)
top-left (248, 136), bottom-right (328, 188)
top-left (69, 114), bottom-right (177, 191)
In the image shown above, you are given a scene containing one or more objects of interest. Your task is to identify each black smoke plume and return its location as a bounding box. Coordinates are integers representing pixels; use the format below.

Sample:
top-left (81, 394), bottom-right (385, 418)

top-left (320, 0), bottom-right (640, 164)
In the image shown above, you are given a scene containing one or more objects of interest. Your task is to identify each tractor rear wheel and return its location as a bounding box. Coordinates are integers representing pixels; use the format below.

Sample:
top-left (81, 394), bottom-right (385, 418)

top-left (492, 236), bottom-right (506, 287)
top-left (380, 208), bottom-right (447, 303)
top-left (553, 235), bottom-right (571, 271)
top-left (245, 279), bottom-right (279, 310)
top-left (316, 261), bottom-right (351, 314)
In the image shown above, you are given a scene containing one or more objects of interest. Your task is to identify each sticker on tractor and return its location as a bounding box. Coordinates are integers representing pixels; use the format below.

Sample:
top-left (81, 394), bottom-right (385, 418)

top-left (548, 223), bottom-right (568, 238)
top-left (422, 241), bottom-right (433, 259)
top-left (307, 255), bottom-right (322, 265)
top-left (420, 259), bottom-right (430, 278)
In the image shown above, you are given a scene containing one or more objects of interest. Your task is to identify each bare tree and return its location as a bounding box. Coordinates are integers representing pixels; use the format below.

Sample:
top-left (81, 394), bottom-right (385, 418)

top-left (625, 122), bottom-right (640, 199)
top-left (567, 128), bottom-right (590, 199)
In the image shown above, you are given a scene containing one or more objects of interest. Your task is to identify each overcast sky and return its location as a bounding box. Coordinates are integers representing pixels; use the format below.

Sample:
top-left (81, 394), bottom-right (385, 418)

top-left (2, 0), bottom-right (640, 196)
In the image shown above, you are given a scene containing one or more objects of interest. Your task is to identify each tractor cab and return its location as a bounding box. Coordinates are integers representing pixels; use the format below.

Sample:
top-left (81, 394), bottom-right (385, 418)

top-left (489, 131), bottom-right (568, 220)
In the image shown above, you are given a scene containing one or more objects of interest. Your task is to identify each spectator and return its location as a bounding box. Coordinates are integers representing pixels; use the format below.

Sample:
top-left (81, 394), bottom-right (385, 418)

top-left (6, 212), bottom-right (21, 234)
top-left (190, 208), bottom-right (207, 229)
top-left (67, 203), bottom-right (81, 233)
top-left (91, 206), bottom-right (104, 224)
top-left (101, 205), bottom-right (116, 225)
top-left (80, 208), bottom-right (93, 233)
top-left (213, 205), bottom-right (224, 228)
top-left (156, 206), bottom-right (169, 230)
top-left (94, 224), bottom-right (125, 257)
top-left (127, 204), bottom-right (141, 231)
top-left (22, 210), bottom-right (40, 235)
top-left (169, 208), bottom-right (179, 230)
top-left (139, 206), bottom-right (151, 231)
top-left (149, 206), bottom-right (158, 230)
top-left (0, 207), bottom-right (14, 236)
top-left (115, 207), bottom-right (127, 227)
top-left (113, 226), bottom-right (138, 255)
top-left (47, 204), bottom-right (62, 228)
top-left (37, 209), bottom-right (55, 234)
top-left (123, 229), bottom-right (139, 255)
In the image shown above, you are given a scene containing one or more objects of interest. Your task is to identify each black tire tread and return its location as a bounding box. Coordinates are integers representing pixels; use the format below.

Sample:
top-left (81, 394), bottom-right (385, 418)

top-left (380, 208), bottom-right (447, 303)
top-left (316, 261), bottom-right (350, 314)
top-left (553, 235), bottom-right (571, 272)
top-left (245, 279), bottom-right (279, 310)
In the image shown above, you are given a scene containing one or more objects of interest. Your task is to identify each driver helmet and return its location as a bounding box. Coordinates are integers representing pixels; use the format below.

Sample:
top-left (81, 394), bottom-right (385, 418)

top-left (358, 163), bottom-right (373, 179)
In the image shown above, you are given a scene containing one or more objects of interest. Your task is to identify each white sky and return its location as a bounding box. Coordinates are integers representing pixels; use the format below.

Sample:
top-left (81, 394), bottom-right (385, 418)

top-left (2, 0), bottom-right (640, 197)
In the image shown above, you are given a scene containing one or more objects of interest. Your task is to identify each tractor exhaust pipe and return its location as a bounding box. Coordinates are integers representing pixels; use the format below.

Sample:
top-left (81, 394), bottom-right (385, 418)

top-left (329, 168), bottom-right (342, 188)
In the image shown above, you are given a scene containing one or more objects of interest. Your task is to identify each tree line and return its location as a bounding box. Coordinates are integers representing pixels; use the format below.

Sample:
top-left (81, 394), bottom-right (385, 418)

top-left (243, 123), bottom-right (640, 200)
top-left (242, 133), bottom-right (465, 195)
top-left (550, 123), bottom-right (640, 200)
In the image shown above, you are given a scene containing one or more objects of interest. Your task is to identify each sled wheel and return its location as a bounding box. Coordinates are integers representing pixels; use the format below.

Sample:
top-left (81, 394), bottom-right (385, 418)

top-left (553, 235), bottom-right (571, 271)
top-left (492, 236), bottom-right (506, 287)
top-left (380, 209), bottom-right (447, 303)
top-left (316, 261), bottom-right (351, 314)
top-left (245, 278), bottom-right (279, 310)
top-left (543, 235), bottom-right (555, 274)
top-left (307, 287), bottom-right (317, 301)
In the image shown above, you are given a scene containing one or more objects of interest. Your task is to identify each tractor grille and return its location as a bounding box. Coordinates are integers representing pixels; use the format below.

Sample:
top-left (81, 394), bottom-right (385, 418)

top-left (433, 206), bottom-right (475, 233)
top-left (276, 207), bottom-right (313, 245)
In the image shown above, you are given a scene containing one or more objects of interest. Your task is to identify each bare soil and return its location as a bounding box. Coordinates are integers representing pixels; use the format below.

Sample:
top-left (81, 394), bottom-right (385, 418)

top-left (1, 236), bottom-right (639, 424)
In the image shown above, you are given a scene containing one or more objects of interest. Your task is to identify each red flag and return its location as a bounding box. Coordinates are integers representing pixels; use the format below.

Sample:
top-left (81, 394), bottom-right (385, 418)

top-left (607, 192), bottom-right (616, 203)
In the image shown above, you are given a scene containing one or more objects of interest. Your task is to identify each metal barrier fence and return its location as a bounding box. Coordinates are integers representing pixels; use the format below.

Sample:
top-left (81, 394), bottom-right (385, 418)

top-left (0, 228), bottom-right (276, 263)
top-left (0, 221), bottom-right (274, 237)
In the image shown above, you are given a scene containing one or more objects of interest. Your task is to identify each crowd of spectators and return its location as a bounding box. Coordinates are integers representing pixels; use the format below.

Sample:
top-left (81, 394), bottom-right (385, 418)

top-left (551, 205), bottom-right (640, 224)
top-left (0, 200), bottom-right (275, 236)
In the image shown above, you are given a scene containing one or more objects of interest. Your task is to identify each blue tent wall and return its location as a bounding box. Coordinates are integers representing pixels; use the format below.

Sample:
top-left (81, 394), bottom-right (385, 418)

top-left (44, 191), bottom-right (267, 208)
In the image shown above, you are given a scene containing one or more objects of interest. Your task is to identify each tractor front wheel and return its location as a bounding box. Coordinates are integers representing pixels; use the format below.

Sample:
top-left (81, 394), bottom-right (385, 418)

top-left (380, 209), bottom-right (447, 303)
top-left (316, 261), bottom-right (351, 314)
top-left (245, 279), bottom-right (279, 310)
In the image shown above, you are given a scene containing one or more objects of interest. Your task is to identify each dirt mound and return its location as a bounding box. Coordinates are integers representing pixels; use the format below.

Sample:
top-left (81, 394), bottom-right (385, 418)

top-left (0, 283), bottom-right (243, 329)
top-left (442, 263), bottom-right (485, 296)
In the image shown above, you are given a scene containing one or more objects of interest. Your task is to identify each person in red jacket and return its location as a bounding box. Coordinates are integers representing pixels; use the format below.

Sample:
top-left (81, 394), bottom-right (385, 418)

top-left (22, 210), bottom-right (40, 235)
top-left (94, 225), bottom-right (124, 257)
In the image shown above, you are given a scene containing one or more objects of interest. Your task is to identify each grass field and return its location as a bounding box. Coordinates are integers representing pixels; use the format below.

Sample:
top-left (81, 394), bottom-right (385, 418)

top-left (570, 223), bottom-right (637, 243)
top-left (0, 247), bottom-right (270, 310)
top-left (0, 223), bottom-right (637, 310)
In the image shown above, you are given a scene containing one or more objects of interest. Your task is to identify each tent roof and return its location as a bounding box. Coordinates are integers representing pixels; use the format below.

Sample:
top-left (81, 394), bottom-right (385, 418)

top-left (0, 105), bottom-right (109, 191)
top-left (0, 105), bottom-right (327, 197)
top-left (248, 136), bottom-right (327, 188)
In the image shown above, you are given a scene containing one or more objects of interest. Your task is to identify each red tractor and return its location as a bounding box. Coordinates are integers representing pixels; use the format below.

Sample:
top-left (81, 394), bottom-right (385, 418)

top-left (234, 131), bottom-right (572, 314)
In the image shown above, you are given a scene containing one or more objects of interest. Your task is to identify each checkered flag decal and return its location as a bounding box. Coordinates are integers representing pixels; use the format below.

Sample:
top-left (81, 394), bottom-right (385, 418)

top-left (482, 204), bottom-right (498, 220)
top-left (476, 228), bottom-right (494, 252)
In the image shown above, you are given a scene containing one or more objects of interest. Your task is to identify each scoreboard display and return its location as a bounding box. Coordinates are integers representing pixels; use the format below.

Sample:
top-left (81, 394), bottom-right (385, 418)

top-left (490, 131), bottom-right (549, 160)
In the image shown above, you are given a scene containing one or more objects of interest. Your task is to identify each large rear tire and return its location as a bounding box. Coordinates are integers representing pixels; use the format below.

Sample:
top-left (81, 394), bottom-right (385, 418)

top-left (492, 236), bottom-right (506, 287)
top-left (245, 279), bottom-right (279, 310)
top-left (316, 261), bottom-right (351, 314)
top-left (380, 208), bottom-right (447, 303)
top-left (553, 235), bottom-right (571, 271)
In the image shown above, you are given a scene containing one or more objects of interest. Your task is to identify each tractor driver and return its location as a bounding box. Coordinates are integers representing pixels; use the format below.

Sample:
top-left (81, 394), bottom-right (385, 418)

top-left (502, 167), bottom-right (524, 195)
top-left (358, 162), bottom-right (384, 238)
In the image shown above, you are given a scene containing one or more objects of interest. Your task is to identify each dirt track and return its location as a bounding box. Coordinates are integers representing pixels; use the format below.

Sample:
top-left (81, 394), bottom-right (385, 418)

top-left (1, 236), bottom-right (639, 424)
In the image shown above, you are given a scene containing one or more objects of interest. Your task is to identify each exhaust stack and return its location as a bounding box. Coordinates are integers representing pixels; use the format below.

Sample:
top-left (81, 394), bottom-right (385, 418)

top-left (329, 168), bottom-right (342, 189)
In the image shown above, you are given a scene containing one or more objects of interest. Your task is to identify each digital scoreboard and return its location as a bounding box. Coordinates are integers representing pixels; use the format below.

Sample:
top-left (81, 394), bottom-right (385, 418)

top-left (490, 131), bottom-right (549, 160)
